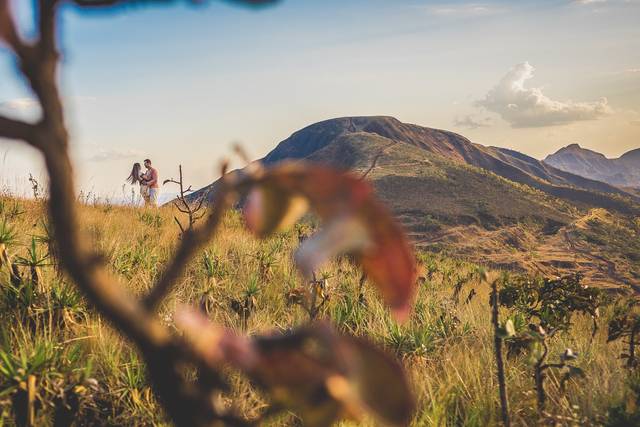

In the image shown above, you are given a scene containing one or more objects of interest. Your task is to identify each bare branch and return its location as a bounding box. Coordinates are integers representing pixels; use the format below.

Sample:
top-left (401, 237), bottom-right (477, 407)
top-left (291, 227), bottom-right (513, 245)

top-left (72, 0), bottom-right (278, 8)
top-left (2, 2), bottom-right (250, 425)
top-left (174, 216), bottom-right (185, 234)
top-left (37, 0), bottom-right (58, 56)
top-left (0, 115), bottom-right (38, 144)
top-left (0, 0), bottom-right (28, 53)
top-left (143, 180), bottom-right (235, 310)
top-left (193, 191), bottom-right (208, 212)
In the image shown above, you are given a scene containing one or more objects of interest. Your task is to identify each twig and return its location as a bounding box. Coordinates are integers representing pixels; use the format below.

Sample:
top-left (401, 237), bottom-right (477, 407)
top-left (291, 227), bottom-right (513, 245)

top-left (143, 180), bottom-right (234, 310)
top-left (0, 116), bottom-right (37, 143)
top-left (0, 2), bottom-right (262, 425)
top-left (491, 279), bottom-right (511, 427)
top-left (164, 164), bottom-right (210, 234)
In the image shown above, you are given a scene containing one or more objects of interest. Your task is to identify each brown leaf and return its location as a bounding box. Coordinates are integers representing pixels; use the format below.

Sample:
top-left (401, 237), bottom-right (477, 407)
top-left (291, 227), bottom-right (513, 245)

top-left (244, 184), bottom-right (308, 238)
top-left (243, 162), bottom-right (416, 319)
top-left (176, 308), bottom-right (414, 426)
top-left (174, 306), bottom-right (256, 369)
top-left (295, 215), bottom-right (370, 278)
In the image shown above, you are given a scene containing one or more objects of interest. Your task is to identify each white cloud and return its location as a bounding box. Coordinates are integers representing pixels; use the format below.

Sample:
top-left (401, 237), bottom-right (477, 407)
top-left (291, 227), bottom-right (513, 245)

top-left (476, 62), bottom-right (612, 127)
top-left (453, 115), bottom-right (493, 129)
top-left (86, 146), bottom-right (144, 162)
top-left (426, 3), bottom-right (503, 16)
top-left (572, 0), bottom-right (607, 5)
top-left (0, 97), bottom-right (39, 111)
top-left (572, 0), bottom-right (640, 7)
top-left (0, 95), bottom-right (97, 114)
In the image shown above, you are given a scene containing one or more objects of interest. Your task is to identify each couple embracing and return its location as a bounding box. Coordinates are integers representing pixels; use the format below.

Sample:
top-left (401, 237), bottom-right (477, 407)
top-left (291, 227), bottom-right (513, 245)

top-left (127, 158), bottom-right (159, 206)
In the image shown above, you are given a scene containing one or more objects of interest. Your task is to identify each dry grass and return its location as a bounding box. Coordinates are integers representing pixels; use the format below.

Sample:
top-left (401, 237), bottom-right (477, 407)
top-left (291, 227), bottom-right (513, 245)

top-left (0, 195), bottom-right (634, 426)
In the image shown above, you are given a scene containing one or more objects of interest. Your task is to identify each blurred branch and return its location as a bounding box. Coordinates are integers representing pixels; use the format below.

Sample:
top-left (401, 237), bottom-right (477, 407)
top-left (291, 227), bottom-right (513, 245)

top-left (0, 1), bottom-right (251, 425)
top-left (1, 2), bottom-right (416, 427)
top-left (72, 0), bottom-right (279, 8)
top-left (144, 174), bottom-right (234, 310)
top-left (0, 116), bottom-right (37, 145)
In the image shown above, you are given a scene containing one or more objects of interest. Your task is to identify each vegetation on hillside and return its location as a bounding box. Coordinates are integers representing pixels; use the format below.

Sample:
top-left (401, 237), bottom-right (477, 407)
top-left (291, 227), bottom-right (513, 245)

top-left (1, 196), bottom-right (639, 426)
top-left (1, 2), bottom-right (639, 426)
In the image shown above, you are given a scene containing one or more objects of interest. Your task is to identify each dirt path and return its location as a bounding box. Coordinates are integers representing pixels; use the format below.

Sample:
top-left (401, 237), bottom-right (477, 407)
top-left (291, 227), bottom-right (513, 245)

top-left (562, 229), bottom-right (623, 283)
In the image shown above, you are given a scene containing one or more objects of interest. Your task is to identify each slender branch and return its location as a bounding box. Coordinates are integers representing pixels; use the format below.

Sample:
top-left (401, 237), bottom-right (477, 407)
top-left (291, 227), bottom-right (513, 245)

top-left (174, 216), bottom-right (185, 234)
top-left (541, 363), bottom-right (566, 371)
top-left (72, 0), bottom-right (278, 8)
top-left (143, 181), bottom-right (235, 310)
top-left (534, 337), bottom-right (550, 416)
top-left (491, 279), bottom-right (510, 427)
top-left (0, 115), bottom-right (38, 144)
top-left (1, 2), bottom-right (251, 425)
top-left (0, 0), bottom-right (29, 54)
top-left (193, 191), bottom-right (208, 212)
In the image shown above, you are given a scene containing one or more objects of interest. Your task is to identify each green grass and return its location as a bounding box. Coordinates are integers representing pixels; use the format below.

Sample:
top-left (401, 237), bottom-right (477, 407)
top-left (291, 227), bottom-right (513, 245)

top-left (0, 195), bottom-right (637, 426)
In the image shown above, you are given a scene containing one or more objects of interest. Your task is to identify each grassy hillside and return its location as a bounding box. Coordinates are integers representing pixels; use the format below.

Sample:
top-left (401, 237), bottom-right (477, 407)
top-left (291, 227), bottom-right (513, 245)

top-left (188, 117), bottom-right (640, 291)
top-left (0, 196), bottom-right (638, 426)
top-left (302, 132), bottom-right (640, 290)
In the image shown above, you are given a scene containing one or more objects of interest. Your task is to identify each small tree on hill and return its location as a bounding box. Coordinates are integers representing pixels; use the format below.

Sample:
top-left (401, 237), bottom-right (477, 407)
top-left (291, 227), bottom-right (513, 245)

top-left (608, 298), bottom-right (640, 368)
top-left (496, 274), bottom-right (602, 418)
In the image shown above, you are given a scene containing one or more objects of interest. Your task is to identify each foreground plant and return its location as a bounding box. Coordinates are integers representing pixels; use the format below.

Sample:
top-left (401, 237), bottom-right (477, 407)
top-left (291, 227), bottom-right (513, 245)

top-left (490, 277), bottom-right (510, 427)
top-left (0, 1), bottom-right (417, 425)
top-left (498, 274), bottom-right (601, 418)
top-left (608, 298), bottom-right (640, 368)
top-left (0, 218), bottom-right (17, 269)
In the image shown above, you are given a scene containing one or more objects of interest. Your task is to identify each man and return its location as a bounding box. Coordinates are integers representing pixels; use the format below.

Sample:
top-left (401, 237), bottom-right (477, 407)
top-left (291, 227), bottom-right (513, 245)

top-left (143, 158), bottom-right (159, 206)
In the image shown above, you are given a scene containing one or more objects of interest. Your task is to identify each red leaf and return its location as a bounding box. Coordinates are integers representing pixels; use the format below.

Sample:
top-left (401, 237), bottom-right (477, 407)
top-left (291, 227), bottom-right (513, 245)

top-left (175, 308), bottom-right (415, 427)
top-left (244, 184), bottom-right (308, 238)
top-left (243, 162), bottom-right (416, 320)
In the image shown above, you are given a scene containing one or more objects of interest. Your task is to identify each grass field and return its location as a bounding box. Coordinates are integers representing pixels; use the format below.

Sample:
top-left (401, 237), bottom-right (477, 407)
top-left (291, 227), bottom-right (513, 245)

top-left (0, 195), bottom-right (638, 426)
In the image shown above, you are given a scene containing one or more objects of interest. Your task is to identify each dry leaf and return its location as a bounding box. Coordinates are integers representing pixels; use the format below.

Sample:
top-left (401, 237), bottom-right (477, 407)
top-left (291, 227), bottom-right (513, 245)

top-left (242, 162), bottom-right (416, 319)
top-left (175, 308), bottom-right (414, 427)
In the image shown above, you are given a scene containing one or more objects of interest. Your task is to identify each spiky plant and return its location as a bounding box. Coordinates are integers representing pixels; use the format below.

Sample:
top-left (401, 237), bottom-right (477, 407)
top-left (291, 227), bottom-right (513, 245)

top-left (15, 238), bottom-right (50, 288)
top-left (0, 218), bottom-right (17, 270)
top-left (34, 220), bottom-right (59, 276)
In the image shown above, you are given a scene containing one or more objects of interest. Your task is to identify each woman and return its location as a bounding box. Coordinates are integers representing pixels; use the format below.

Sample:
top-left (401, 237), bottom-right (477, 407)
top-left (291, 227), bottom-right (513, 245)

top-left (126, 162), bottom-right (150, 204)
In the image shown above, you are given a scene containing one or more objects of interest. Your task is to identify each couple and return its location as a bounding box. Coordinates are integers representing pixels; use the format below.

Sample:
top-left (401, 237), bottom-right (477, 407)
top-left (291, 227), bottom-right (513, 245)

top-left (127, 158), bottom-right (159, 206)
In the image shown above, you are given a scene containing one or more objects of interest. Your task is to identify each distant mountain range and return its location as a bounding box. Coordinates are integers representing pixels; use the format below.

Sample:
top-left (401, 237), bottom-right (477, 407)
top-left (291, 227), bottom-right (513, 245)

top-left (192, 116), bottom-right (637, 215)
top-left (188, 116), bottom-right (640, 289)
top-left (544, 143), bottom-right (640, 188)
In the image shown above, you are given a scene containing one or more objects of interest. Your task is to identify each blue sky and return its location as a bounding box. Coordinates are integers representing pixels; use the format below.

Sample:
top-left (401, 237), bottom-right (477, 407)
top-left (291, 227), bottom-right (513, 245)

top-left (1, 0), bottom-right (639, 197)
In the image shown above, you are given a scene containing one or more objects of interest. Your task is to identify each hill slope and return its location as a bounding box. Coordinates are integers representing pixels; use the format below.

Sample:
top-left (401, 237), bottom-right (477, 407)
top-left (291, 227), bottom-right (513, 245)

top-left (189, 116), bottom-right (640, 289)
top-left (545, 144), bottom-right (640, 188)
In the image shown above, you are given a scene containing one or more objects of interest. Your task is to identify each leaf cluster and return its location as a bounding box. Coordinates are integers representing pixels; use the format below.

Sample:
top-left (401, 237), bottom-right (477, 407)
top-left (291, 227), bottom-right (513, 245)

top-left (497, 273), bottom-right (602, 331)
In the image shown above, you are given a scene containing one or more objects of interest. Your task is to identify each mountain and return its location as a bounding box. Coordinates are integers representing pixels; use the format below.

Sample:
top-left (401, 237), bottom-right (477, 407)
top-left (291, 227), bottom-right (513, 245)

top-left (544, 144), bottom-right (640, 188)
top-left (216, 116), bottom-right (636, 213)
top-left (189, 116), bottom-right (640, 290)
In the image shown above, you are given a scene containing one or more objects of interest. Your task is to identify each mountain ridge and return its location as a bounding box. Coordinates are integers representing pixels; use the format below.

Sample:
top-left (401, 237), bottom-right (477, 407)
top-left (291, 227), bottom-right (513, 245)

top-left (544, 143), bottom-right (640, 188)
top-left (187, 116), bottom-right (640, 289)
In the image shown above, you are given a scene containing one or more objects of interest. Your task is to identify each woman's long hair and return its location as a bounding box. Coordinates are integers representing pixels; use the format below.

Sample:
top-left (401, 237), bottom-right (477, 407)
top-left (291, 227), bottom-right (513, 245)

top-left (127, 163), bottom-right (142, 185)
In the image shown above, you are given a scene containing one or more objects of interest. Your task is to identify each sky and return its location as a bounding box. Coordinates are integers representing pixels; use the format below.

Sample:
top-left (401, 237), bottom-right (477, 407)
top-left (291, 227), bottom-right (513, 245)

top-left (0, 0), bottom-right (639, 198)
